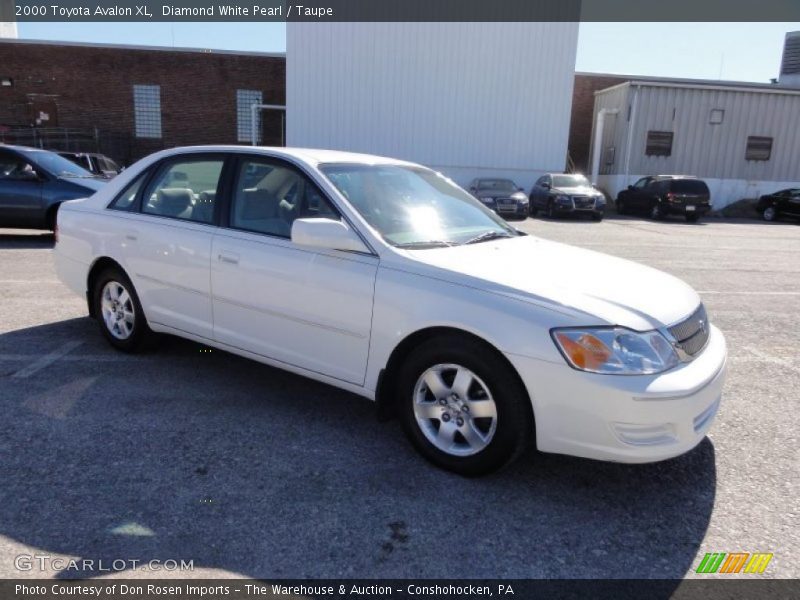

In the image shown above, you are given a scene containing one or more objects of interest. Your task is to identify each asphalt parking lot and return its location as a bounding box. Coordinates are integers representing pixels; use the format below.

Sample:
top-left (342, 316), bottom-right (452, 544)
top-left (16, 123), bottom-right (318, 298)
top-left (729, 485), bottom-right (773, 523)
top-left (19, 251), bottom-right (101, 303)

top-left (0, 214), bottom-right (798, 580)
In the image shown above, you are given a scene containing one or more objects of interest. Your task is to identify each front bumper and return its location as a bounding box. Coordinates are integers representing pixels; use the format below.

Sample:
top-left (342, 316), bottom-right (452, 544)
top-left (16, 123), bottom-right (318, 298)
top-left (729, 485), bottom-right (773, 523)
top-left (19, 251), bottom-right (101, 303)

top-left (505, 324), bottom-right (727, 463)
top-left (552, 200), bottom-right (605, 216)
top-left (491, 202), bottom-right (528, 218)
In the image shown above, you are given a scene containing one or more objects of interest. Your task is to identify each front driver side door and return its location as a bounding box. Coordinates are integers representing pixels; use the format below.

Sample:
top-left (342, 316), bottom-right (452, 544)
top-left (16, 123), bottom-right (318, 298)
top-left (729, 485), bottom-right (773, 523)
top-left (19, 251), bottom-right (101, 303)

top-left (211, 155), bottom-right (378, 385)
top-left (0, 150), bottom-right (44, 227)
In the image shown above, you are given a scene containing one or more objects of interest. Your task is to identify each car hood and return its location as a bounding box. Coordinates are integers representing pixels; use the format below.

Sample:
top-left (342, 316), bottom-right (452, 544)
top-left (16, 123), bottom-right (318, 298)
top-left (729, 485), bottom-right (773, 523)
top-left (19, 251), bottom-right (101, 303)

top-left (57, 176), bottom-right (106, 193)
top-left (399, 236), bottom-right (699, 330)
top-left (551, 185), bottom-right (600, 196)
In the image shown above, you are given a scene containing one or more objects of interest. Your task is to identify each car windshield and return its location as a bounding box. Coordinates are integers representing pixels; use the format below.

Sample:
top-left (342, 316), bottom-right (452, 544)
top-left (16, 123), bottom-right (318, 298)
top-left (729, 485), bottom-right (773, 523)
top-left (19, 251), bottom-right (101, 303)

top-left (552, 174), bottom-right (590, 188)
top-left (477, 179), bottom-right (517, 192)
top-left (24, 150), bottom-right (96, 178)
top-left (320, 164), bottom-right (519, 248)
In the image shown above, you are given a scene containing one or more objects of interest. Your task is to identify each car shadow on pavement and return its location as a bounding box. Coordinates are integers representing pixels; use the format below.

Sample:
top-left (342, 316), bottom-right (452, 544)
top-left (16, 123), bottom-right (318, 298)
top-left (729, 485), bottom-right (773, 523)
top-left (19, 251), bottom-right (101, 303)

top-left (0, 318), bottom-right (715, 582)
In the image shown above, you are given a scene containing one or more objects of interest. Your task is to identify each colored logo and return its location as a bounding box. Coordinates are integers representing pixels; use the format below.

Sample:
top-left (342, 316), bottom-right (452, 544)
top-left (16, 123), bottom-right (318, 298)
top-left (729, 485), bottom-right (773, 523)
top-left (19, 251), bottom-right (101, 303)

top-left (696, 552), bottom-right (773, 574)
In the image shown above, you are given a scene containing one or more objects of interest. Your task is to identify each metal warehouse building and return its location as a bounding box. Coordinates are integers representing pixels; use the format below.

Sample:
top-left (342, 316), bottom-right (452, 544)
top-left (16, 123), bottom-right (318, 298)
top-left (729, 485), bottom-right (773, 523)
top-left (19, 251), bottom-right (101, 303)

top-left (589, 77), bottom-right (800, 210)
top-left (287, 23), bottom-right (579, 191)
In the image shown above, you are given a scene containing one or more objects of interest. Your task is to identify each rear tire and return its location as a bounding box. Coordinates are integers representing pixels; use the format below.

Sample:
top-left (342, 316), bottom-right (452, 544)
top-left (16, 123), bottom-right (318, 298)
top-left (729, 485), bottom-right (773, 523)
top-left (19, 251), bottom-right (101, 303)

top-left (685, 213), bottom-right (700, 223)
top-left (592, 212), bottom-right (604, 222)
top-left (650, 201), bottom-right (664, 220)
top-left (92, 267), bottom-right (158, 353)
top-left (397, 334), bottom-right (533, 476)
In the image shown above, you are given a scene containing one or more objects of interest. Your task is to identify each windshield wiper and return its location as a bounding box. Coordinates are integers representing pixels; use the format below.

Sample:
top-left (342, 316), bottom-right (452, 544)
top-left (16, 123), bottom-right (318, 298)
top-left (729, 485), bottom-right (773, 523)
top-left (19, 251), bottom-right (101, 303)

top-left (464, 231), bottom-right (514, 245)
top-left (395, 240), bottom-right (457, 249)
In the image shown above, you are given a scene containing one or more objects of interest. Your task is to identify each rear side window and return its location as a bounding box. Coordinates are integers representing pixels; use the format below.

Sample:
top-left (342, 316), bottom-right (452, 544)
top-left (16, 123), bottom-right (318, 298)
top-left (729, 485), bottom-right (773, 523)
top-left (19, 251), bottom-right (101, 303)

top-left (670, 180), bottom-right (709, 195)
top-left (230, 158), bottom-right (339, 238)
top-left (142, 158), bottom-right (224, 224)
top-left (108, 172), bottom-right (148, 211)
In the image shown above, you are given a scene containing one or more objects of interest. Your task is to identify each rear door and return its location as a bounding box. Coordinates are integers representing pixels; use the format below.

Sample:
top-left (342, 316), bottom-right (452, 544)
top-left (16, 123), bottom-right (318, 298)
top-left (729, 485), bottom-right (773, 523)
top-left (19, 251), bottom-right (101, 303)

top-left (117, 154), bottom-right (226, 339)
top-left (786, 190), bottom-right (800, 216)
top-left (211, 154), bottom-right (378, 385)
top-left (0, 149), bottom-right (44, 227)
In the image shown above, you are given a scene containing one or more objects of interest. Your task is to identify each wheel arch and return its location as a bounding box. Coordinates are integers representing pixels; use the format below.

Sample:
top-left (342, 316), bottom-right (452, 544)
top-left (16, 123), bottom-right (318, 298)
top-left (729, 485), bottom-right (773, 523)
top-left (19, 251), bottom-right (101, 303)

top-left (375, 326), bottom-right (532, 422)
top-left (85, 256), bottom-right (127, 318)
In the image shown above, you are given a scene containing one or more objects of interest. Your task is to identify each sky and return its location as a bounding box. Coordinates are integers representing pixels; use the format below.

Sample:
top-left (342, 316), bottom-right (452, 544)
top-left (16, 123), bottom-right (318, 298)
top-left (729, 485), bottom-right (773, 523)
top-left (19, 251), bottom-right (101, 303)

top-left (14, 22), bottom-right (800, 83)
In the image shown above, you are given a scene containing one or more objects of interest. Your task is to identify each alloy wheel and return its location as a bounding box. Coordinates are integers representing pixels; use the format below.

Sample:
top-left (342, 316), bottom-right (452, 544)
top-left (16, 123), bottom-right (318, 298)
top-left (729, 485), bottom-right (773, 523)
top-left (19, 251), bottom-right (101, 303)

top-left (413, 363), bottom-right (498, 457)
top-left (100, 280), bottom-right (135, 340)
top-left (763, 206), bottom-right (777, 222)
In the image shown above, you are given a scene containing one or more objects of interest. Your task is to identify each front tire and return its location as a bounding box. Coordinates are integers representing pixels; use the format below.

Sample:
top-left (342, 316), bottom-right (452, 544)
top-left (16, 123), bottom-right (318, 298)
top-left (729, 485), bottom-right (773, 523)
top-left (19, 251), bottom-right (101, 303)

top-left (92, 267), bottom-right (158, 352)
top-left (397, 335), bottom-right (533, 476)
top-left (616, 198), bottom-right (626, 215)
top-left (762, 206), bottom-right (777, 222)
top-left (547, 200), bottom-right (556, 219)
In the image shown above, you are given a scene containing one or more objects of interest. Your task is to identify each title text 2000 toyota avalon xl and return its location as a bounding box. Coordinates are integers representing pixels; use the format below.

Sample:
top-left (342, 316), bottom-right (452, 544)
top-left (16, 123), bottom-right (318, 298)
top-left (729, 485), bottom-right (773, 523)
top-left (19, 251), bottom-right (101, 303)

top-left (54, 147), bottom-right (726, 475)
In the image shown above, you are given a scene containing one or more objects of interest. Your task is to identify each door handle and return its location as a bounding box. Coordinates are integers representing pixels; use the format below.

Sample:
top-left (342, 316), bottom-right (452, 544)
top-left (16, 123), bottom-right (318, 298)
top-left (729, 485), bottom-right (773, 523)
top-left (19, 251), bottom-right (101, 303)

top-left (218, 252), bottom-right (239, 265)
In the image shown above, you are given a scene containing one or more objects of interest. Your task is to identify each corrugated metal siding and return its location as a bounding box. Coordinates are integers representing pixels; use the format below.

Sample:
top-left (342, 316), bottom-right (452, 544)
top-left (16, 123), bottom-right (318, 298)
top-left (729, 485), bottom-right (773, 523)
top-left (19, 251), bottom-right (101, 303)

top-left (287, 23), bottom-right (578, 186)
top-left (619, 85), bottom-right (800, 182)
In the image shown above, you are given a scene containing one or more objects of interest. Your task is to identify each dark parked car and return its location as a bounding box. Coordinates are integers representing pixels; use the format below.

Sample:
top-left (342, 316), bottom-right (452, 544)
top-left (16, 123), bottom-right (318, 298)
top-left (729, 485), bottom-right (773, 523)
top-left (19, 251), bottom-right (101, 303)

top-left (57, 151), bottom-right (122, 179)
top-left (0, 145), bottom-right (106, 230)
top-left (616, 176), bottom-right (711, 223)
top-left (756, 188), bottom-right (800, 222)
top-left (528, 173), bottom-right (606, 221)
top-left (468, 178), bottom-right (529, 219)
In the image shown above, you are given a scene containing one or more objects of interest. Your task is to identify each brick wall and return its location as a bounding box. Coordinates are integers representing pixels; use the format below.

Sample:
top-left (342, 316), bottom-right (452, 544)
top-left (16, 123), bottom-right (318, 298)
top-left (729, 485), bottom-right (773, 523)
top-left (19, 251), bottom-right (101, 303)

top-left (0, 41), bottom-right (285, 164)
top-left (569, 73), bottom-right (628, 172)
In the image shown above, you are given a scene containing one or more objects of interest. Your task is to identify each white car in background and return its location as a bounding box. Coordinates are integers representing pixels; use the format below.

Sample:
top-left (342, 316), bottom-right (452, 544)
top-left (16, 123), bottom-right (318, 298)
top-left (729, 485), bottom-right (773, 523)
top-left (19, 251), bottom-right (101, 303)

top-left (54, 146), bottom-right (727, 475)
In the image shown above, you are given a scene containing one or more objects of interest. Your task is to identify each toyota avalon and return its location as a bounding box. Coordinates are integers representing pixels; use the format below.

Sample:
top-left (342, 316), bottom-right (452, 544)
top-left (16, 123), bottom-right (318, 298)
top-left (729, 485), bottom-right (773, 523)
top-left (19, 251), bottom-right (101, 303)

top-left (54, 146), bottom-right (727, 476)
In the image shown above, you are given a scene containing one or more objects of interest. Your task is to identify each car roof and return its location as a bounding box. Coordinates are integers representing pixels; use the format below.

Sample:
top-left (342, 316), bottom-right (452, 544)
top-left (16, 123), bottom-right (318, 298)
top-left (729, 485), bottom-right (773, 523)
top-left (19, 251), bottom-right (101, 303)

top-left (150, 145), bottom-right (421, 169)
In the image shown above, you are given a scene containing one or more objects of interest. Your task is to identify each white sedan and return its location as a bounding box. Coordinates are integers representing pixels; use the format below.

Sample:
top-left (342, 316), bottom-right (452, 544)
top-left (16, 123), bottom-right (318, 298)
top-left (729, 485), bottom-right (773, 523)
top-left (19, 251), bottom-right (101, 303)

top-left (54, 146), bottom-right (727, 475)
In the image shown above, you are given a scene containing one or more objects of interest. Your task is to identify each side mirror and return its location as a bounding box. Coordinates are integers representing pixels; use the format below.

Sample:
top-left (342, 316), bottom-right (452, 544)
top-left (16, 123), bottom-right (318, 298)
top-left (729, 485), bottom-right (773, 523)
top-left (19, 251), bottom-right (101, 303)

top-left (291, 218), bottom-right (369, 253)
top-left (518, 187), bottom-right (524, 192)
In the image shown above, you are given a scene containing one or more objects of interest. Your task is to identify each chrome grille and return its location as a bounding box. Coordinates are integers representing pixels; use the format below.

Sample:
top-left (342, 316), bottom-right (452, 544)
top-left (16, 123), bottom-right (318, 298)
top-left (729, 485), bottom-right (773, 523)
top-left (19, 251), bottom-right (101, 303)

top-left (572, 195), bottom-right (595, 209)
top-left (668, 304), bottom-right (710, 357)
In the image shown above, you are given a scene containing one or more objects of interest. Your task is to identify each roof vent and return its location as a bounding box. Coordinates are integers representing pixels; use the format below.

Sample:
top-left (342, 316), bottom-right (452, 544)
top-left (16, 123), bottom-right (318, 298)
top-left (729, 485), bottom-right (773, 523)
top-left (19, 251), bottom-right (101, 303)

top-left (779, 31), bottom-right (800, 87)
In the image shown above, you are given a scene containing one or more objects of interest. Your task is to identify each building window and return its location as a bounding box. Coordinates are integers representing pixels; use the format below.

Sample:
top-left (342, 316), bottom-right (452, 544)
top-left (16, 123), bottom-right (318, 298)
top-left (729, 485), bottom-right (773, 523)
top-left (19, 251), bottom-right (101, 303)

top-left (645, 131), bottom-right (673, 157)
top-left (237, 89), bottom-right (263, 143)
top-left (133, 85), bottom-right (162, 139)
top-left (745, 136), bottom-right (773, 161)
top-left (709, 109), bottom-right (724, 124)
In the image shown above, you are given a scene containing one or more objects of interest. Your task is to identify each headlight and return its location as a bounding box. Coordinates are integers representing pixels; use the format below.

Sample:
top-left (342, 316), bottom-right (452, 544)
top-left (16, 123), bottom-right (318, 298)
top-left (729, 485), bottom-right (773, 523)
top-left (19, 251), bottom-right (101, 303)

top-left (595, 195), bottom-right (606, 204)
top-left (481, 197), bottom-right (494, 203)
top-left (555, 194), bottom-right (571, 204)
top-left (551, 327), bottom-right (679, 375)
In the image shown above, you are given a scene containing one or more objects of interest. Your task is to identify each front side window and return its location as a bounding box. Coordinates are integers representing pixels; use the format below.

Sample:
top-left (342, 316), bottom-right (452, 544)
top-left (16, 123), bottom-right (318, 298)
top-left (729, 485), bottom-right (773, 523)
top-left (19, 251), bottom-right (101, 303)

top-left (0, 152), bottom-right (37, 180)
top-left (231, 159), bottom-right (339, 238)
top-left (632, 177), bottom-right (650, 189)
top-left (320, 164), bottom-right (518, 248)
top-left (142, 158), bottom-right (223, 223)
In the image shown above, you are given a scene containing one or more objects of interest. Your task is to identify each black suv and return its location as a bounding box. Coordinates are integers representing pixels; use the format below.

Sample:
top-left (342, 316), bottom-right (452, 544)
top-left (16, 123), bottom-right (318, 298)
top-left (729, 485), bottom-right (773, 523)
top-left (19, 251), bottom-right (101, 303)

top-left (616, 176), bottom-right (711, 223)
